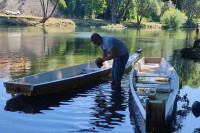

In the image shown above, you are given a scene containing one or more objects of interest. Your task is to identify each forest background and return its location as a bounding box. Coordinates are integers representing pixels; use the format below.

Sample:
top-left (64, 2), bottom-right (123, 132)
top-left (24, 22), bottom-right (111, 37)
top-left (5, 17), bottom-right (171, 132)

top-left (0, 0), bottom-right (200, 29)
top-left (54, 0), bottom-right (200, 28)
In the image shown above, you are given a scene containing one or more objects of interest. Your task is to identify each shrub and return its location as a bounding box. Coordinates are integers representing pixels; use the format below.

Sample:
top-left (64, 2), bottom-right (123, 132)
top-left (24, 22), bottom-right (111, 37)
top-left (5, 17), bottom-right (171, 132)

top-left (161, 8), bottom-right (187, 28)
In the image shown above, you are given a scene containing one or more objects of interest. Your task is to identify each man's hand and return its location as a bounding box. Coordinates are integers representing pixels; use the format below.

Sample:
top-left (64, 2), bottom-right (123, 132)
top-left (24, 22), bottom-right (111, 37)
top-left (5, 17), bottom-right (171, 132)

top-left (95, 57), bottom-right (104, 64)
top-left (95, 57), bottom-right (104, 68)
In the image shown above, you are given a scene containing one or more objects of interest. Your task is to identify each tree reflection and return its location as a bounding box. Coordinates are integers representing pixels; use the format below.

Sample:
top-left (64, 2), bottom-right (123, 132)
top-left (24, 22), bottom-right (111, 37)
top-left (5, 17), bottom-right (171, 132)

top-left (171, 49), bottom-right (200, 88)
top-left (171, 94), bottom-right (191, 132)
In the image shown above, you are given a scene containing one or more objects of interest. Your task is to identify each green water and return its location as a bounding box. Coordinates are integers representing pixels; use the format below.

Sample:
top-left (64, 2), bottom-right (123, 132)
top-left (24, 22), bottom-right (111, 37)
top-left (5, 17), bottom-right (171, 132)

top-left (0, 26), bottom-right (200, 132)
top-left (0, 26), bottom-right (196, 79)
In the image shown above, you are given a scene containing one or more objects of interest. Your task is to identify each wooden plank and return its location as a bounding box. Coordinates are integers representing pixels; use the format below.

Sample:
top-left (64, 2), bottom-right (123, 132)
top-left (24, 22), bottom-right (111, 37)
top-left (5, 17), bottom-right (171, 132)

top-left (137, 80), bottom-right (169, 85)
top-left (144, 57), bottom-right (162, 63)
top-left (136, 83), bottom-right (170, 89)
top-left (146, 99), bottom-right (166, 132)
top-left (137, 74), bottom-right (170, 78)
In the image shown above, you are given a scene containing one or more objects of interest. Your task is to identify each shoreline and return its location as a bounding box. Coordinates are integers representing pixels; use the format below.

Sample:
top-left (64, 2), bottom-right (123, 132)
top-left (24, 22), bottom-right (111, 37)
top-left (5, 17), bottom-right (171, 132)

top-left (0, 14), bottom-right (75, 27)
top-left (0, 14), bottom-right (165, 29)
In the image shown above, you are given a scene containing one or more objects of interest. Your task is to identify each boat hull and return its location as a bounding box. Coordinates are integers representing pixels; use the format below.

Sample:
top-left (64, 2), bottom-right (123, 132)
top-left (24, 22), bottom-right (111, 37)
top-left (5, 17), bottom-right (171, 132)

top-left (129, 57), bottom-right (179, 132)
top-left (4, 49), bottom-right (142, 96)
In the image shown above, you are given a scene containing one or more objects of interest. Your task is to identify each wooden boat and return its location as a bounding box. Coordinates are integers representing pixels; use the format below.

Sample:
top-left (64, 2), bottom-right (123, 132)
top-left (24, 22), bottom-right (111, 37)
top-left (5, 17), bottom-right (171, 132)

top-left (129, 57), bottom-right (179, 132)
top-left (4, 49), bottom-right (142, 96)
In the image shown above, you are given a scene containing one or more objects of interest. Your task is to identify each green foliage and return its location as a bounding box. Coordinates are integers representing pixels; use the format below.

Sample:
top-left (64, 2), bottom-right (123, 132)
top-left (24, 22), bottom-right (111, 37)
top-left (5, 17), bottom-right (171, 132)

top-left (67, 0), bottom-right (84, 18)
top-left (117, 0), bottom-right (135, 22)
top-left (181, 0), bottom-right (200, 26)
top-left (161, 8), bottom-right (187, 28)
top-left (82, 0), bottom-right (107, 18)
top-left (67, 0), bottom-right (76, 16)
top-left (124, 5), bottom-right (136, 21)
top-left (58, 0), bottom-right (67, 14)
top-left (134, 0), bottom-right (162, 24)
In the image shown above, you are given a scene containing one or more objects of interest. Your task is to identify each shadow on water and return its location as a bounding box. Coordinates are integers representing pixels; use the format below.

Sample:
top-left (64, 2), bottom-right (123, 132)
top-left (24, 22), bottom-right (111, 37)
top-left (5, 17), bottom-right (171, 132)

top-left (4, 87), bottom-right (91, 114)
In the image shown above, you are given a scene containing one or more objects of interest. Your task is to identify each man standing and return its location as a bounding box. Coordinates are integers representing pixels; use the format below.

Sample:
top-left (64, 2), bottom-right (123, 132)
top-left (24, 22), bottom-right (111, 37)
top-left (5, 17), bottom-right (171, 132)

top-left (90, 33), bottom-right (129, 89)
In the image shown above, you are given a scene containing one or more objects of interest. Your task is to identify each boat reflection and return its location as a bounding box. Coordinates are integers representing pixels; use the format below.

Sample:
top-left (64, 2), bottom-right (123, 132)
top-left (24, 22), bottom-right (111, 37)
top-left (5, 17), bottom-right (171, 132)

top-left (5, 81), bottom-right (144, 131)
top-left (5, 89), bottom-right (84, 113)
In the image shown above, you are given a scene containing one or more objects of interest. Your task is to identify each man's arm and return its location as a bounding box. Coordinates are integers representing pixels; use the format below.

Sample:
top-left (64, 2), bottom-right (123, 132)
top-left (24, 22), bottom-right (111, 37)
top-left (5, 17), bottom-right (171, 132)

top-left (102, 47), bottom-right (118, 61)
top-left (96, 47), bottom-right (119, 63)
top-left (102, 50), bottom-right (107, 58)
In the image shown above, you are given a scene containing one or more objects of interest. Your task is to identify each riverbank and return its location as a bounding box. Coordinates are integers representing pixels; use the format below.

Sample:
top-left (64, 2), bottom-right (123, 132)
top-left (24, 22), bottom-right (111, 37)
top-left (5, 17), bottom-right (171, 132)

top-left (73, 18), bottom-right (162, 29)
top-left (0, 14), bottom-right (75, 27)
top-left (0, 14), bottom-right (162, 29)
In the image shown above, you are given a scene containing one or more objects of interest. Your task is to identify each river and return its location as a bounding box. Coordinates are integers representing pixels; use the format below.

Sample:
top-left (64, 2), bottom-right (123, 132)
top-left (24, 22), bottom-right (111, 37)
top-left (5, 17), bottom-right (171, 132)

top-left (0, 26), bottom-right (200, 133)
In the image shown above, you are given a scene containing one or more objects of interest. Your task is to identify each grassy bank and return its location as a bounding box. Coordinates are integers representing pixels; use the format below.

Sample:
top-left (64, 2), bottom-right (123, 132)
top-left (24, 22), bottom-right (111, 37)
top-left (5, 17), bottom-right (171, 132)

top-left (0, 14), bottom-right (162, 29)
top-left (73, 18), bottom-right (162, 29)
top-left (0, 14), bottom-right (75, 27)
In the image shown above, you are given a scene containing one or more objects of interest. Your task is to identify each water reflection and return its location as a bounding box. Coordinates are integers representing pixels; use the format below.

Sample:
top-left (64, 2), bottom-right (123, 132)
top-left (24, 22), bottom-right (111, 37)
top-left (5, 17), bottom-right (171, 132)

top-left (90, 86), bottom-right (126, 129)
top-left (128, 91), bottom-right (145, 133)
top-left (0, 26), bottom-right (100, 79)
top-left (2, 27), bottom-right (200, 132)
top-left (171, 49), bottom-right (200, 88)
top-left (4, 82), bottom-right (138, 132)
top-left (5, 89), bottom-right (83, 113)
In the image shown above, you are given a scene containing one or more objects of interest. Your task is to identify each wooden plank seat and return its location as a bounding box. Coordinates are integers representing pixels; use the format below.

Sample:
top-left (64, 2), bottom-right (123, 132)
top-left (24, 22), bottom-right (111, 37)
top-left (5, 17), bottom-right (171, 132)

top-left (135, 83), bottom-right (171, 90)
top-left (137, 80), bottom-right (169, 85)
top-left (137, 74), bottom-right (170, 78)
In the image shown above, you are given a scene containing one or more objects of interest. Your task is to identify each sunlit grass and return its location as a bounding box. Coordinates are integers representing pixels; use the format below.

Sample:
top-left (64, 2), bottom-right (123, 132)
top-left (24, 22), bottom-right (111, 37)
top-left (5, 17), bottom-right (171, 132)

top-left (0, 14), bottom-right (75, 26)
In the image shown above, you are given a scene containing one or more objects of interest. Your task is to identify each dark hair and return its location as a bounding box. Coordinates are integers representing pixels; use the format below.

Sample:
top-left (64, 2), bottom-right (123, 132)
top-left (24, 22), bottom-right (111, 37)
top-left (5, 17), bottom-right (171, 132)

top-left (90, 33), bottom-right (102, 42)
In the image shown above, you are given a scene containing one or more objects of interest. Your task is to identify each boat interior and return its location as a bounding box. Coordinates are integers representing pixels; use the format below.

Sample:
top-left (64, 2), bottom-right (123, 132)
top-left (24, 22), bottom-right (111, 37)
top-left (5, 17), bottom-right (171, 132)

top-left (13, 60), bottom-right (113, 85)
top-left (133, 57), bottom-right (176, 107)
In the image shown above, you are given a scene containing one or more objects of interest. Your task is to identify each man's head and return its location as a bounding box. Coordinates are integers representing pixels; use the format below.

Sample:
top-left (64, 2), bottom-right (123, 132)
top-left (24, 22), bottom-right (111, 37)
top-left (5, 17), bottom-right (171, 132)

top-left (90, 33), bottom-right (103, 46)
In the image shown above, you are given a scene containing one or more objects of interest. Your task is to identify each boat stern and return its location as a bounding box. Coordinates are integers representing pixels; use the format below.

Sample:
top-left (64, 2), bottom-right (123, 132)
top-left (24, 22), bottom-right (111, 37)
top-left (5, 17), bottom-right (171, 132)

top-left (4, 82), bottom-right (32, 96)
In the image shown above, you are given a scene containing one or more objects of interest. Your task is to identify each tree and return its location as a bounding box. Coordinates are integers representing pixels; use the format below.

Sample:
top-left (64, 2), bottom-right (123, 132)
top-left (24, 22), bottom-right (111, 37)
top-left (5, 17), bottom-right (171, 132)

top-left (67, 0), bottom-right (85, 18)
top-left (108, 0), bottom-right (133, 23)
top-left (160, 0), bottom-right (175, 17)
top-left (82, 0), bottom-right (107, 19)
top-left (58, 0), bottom-right (67, 15)
top-left (161, 8), bottom-right (187, 28)
top-left (181, 0), bottom-right (200, 26)
top-left (39, 0), bottom-right (59, 24)
top-left (134, 0), bottom-right (162, 25)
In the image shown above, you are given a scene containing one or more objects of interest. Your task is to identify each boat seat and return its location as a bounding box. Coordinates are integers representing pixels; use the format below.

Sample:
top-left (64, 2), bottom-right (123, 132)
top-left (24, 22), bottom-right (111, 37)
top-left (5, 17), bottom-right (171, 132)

top-left (137, 74), bottom-right (170, 78)
top-left (135, 83), bottom-right (171, 90)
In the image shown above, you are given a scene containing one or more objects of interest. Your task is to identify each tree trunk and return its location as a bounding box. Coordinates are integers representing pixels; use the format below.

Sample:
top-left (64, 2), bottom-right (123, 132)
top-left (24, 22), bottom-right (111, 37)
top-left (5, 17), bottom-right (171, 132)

top-left (39, 0), bottom-right (59, 25)
top-left (116, 0), bottom-right (132, 23)
top-left (137, 15), bottom-right (142, 25)
top-left (111, 0), bottom-right (116, 24)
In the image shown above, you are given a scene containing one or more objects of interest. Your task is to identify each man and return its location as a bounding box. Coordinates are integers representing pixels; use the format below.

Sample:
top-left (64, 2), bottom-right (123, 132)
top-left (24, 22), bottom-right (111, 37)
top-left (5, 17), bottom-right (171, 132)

top-left (90, 33), bottom-right (129, 89)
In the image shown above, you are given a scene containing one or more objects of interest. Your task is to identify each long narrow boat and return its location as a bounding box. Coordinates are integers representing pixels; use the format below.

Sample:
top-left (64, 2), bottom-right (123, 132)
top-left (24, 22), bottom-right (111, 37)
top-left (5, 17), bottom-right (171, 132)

top-left (129, 57), bottom-right (179, 132)
top-left (4, 49), bottom-right (142, 96)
